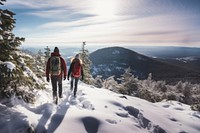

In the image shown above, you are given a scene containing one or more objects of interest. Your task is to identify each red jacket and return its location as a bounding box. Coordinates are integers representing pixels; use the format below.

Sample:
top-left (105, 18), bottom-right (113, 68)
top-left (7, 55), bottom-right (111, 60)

top-left (46, 52), bottom-right (67, 78)
top-left (67, 58), bottom-right (84, 79)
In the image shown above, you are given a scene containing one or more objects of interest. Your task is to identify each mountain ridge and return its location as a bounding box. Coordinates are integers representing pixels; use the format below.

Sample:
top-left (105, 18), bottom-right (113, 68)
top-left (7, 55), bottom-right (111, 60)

top-left (90, 46), bottom-right (200, 84)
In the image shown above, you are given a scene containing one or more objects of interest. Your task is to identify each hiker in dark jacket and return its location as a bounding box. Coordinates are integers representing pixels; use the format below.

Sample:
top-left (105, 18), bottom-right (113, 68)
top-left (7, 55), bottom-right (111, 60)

top-left (46, 47), bottom-right (67, 103)
top-left (67, 54), bottom-right (84, 97)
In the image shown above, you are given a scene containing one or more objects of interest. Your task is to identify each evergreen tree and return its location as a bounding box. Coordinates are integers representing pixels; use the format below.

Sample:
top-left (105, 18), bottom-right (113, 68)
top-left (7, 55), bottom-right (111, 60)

top-left (44, 46), bottom-right (51, 64)
top-left (93, 75), bottom-right (103, 88)
top-left (79, 42), bottom-right (93, 84)
top-left (103, 75), bottom-right (118, 91)
top-left (0, 0), bottom-right (25, 91)
top-left (140, 73), bottom-right (154, 91)
top-left (0, 1), bottom-right (44, 102)
top-left (118, 67), bottom-right (139, 95)
top-left (35, 49), bottom-right (45, 78)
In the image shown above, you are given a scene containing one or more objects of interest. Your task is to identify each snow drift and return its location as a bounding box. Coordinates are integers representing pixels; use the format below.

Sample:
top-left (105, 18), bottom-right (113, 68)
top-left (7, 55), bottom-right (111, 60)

top-left (0, 81), bottom-right (200, 133)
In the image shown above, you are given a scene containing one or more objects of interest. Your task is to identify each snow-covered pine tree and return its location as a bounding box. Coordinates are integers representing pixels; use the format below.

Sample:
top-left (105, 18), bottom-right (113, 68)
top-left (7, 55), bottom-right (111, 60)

top-left (0, 0), bottom-right (25, 92)
top-left (0, 0), bottom-right (44, 102)
top-left (93, 75), bottom-right (103, 88)
top-left (103, 75), bottom-right (118, 91)
top-left (79, 42), bottom-right (93, 84)
top-left (118, 67), bottom-right (139, 95)
top-left (34, 49), bottom-right (45, 78)
top-left (44, 46), bottom-right (51, 64)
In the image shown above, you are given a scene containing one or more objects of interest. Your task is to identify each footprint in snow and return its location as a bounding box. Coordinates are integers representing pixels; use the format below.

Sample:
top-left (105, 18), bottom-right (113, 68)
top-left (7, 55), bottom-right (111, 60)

top-left (169, 117), bottom-right (178, 122)
top-left (119, 95), bottom-right (128, 99)
top-left (174, 107), bottom-right (184, 111)
top-left (162, 105), bottom-right (170, 108)
top-left (116, 111), bottom-right (129, 118)
top-left (106, 119), bottom-right (117, 124)
top-left (192, 112), bottom-right (200, 119)
top-left (81, 100), bottom-right (95, 110)
top-left (80, 116), bottom-right (101, 133)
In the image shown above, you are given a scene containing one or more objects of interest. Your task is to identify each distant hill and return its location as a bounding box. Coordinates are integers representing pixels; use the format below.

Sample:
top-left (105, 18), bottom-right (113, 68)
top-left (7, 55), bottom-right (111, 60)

top-left (128, 46), bottom-right (200, 58)
top-left (90, 47), bottom-right (200, 84)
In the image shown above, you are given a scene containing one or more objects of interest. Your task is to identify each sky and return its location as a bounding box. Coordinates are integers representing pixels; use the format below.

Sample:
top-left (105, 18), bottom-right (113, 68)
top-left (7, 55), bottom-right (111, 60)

top-left (2, 0), bottom-right (200, 47)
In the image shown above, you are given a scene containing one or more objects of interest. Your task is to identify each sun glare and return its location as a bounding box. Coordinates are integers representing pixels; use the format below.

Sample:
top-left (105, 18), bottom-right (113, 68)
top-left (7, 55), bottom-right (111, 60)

top-left (92, 0), bottom-right (118, 19)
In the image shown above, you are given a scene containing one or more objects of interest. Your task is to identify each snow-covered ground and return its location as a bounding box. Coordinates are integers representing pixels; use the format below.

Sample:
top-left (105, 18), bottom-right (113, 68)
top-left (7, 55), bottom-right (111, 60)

top-left (0, 81), bottom-right (200, 133)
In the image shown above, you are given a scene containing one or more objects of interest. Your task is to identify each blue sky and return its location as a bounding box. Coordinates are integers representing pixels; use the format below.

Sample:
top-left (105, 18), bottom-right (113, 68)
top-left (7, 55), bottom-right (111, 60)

top-left (2, 0), bottom-right (200, 47)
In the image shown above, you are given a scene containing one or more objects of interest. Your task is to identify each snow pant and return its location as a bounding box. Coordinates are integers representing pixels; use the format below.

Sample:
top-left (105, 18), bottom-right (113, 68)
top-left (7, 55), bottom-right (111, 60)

top-left (51, 76), bottom-right (62, 98)
top-left (70, 77), bottom-right (79, 97)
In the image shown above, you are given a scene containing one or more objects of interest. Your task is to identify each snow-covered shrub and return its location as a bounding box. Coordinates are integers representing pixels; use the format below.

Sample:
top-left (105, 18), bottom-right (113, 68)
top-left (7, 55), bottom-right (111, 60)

top-left (103, 76), bottom-right (118, 91)
top-left (165, 92), bottom-right (178, 101)
top-left (140, 73), bottom-right (155, 91)
top-left (137, 89), bottom-right (162, 103)
top-left (175, 81), bottom-right (184, 93)
top-left (15, 88), bottom-right (35, 103)
top-left (154, 81), bottom-right (167, 92)
top-left (183, 82), bottom-right (192, 104)
top-left (173, 81), bottom-right (195, 105)
top-left (191, 104), bottom-right (200, 111)
top-left (190, 85), bottom-right (200, 111)
top-left (119, 77), bottom-right (139, 95)
top-left (95, 65), bottom-right (200, 111)
top-left (117, 68), bottom-right (140, 95)
top-left (93, 75), bottom-right (103, 88)
top-left (0, 60), bottom-right (44, 103)
top-left (111, 73), bottom-right (200, 111)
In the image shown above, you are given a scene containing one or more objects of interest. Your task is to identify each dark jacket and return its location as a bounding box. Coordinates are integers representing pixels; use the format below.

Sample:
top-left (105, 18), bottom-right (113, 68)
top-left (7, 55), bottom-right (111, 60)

top-left (46, 52), bottom-right (67, 78)
top-left (68, 58), bottom-right (84, 79)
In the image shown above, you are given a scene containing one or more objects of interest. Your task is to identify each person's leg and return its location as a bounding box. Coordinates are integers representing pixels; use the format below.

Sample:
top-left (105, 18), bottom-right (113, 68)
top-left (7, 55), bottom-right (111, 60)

top-left (58, 76), bottom-right (63, 98)
top-left (74, 78), bottom-right (79, 97)
top-left (51, 76), bottom-right (58, 99)
top-left (70, 77), bottom-right (74, 91)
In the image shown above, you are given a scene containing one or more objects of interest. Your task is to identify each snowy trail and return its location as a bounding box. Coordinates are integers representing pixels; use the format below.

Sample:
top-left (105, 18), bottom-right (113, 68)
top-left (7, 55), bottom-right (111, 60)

top-left (35, 82), bottom-right (74, 133)
top-left (0, 80), bottom-right (200, 133)
top-left (30, 81), bottom-right (97, 133)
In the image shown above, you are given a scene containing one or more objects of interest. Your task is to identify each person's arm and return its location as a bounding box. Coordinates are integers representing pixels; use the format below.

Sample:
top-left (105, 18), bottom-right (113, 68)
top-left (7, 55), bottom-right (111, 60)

top-left (61, 57), bottom-right (67, 79)
top-left (81, 65), bottom-right (84, 80)
top-left (67, 62), bottom-right (73, 80)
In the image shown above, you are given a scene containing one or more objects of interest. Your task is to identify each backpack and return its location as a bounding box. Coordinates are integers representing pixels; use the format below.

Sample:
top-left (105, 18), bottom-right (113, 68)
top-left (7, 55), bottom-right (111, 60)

top-left (72, 59), bottom-right (81, 78)
top-left (50, 56), bottom-right (61, 76)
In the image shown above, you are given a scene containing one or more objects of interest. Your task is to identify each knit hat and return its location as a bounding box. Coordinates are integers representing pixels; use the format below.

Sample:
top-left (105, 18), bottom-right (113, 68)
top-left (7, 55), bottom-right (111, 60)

top-left (75, 54), bottom-right (80, 59)
top-left (54, 47), bottom-right (59, 53)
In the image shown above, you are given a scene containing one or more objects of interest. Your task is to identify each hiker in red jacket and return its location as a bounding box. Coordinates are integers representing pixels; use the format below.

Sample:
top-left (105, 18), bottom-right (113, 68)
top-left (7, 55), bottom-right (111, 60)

top-left (67, 54), bottom-right (84, 97)
top-left (46, 47), bottom-right (67, 103)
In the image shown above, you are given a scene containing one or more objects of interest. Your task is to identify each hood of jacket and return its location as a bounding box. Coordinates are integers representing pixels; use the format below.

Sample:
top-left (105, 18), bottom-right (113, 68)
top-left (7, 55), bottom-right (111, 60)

top-left (51, 52), bottom-right (61, 56)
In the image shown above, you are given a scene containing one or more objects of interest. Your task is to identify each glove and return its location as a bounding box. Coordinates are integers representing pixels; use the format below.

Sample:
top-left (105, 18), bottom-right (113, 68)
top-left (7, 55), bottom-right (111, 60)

top-left (64, 77), bottom-right (66, 80)
top-left (67, 77), bottom-right (69, 80)
top-left (81, 76), bottom-right (84, 81)
top-left (46, 77), bottom-right (49, 82)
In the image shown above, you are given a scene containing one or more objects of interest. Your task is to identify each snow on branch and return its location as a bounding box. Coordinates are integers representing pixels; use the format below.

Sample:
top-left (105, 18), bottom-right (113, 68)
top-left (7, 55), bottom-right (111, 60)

top-left (1, 61), bottom-right (16, 71)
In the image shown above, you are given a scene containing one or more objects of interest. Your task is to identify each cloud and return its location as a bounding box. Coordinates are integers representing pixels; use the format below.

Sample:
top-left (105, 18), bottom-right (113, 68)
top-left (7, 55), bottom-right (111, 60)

top-left (4, 0), bottom-right (200, 47)
top-left (26, 9), bottom-right (71, 19)
top-left (38, 15), bottom-right (114, 29)
top-left (26, 12), bottom-right (200, 46)
top-left (5, 0), bottom-right (92, 11)
top-left (6, 0), bottom-right (50, 9)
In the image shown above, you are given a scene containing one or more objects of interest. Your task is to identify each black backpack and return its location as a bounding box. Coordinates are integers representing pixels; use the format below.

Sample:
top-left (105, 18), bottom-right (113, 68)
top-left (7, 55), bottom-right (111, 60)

top-left (50, 56), bottom-right (61, 76)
